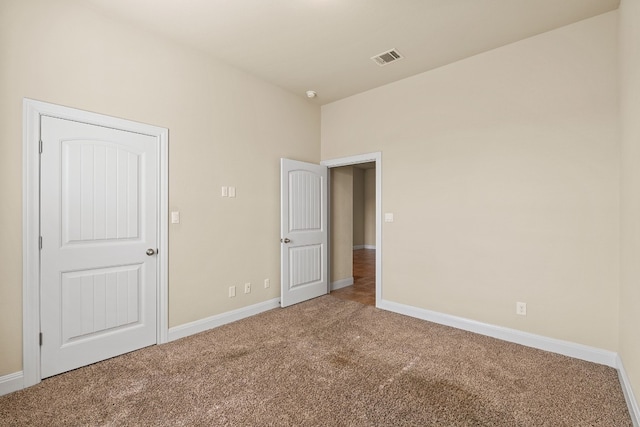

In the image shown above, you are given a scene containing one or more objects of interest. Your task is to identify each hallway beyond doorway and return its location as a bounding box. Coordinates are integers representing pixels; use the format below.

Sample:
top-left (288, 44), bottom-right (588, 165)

top-left (330, 249), bottom-right (375, 306)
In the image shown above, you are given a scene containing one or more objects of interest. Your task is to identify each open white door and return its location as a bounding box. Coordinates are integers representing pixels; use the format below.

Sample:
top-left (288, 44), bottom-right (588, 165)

top-left (280, 158), bottom-right (328, 307)
top-left (40, 116), bottom-right (158, 378)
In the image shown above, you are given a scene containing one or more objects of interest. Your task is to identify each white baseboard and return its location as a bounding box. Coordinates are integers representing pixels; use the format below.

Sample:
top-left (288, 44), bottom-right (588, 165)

top-left (377, 298), bottom-right (618, 368)
top-left (617, 355), bottom-right (640, 427)
top-left (0, 371), bottom-right (24, 397)
top-left (167, 298), bottom-right (280, 342)
top-left (331, 277), bottom-right (354, 291)
top-left (353, 245), bottom-right (376, 250)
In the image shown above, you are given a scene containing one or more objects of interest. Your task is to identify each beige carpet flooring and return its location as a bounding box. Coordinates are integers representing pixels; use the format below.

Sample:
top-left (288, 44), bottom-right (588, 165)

top-left (0, 295), bottom-right (632, 426)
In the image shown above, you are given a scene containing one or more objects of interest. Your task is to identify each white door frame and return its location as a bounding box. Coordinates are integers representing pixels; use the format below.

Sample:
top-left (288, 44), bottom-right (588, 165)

top-left (321, 152), bottom-right (382, 306)
top-left (22, 98), bottom-right (169, 388)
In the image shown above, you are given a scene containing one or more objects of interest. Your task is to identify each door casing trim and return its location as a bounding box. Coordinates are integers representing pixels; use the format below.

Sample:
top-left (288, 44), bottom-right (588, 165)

top-left (321, 152), bottom-right (382, 306)
top-left (22, 98), bottom-right (169, 388)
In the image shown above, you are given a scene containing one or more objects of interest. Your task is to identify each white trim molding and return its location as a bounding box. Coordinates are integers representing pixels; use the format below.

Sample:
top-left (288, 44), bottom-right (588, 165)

top-left (168, 298), bottom-right (281, 342)
top-left (0, 371), bottom-right (24, 397)
top-left (22, 98), bottom-right (169, 389)
top-left (331, 277), bottom-right (354, 291)
top-left (322, 152), bottom-right (382, 308)
top-left (377, 298), bottom-right (618, 367)
top-left (617, 356), bottom-right (640, 427)
top-left (353, 245), bottom-right (376, 250)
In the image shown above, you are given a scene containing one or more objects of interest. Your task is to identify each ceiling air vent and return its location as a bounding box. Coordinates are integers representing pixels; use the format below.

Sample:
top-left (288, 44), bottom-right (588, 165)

top-left (371, 49), bottom-right (403, 66)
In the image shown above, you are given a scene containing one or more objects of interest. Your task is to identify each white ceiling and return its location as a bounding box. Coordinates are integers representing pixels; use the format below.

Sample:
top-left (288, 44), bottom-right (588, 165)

top-left (85, 0), bottom-right (620, 105)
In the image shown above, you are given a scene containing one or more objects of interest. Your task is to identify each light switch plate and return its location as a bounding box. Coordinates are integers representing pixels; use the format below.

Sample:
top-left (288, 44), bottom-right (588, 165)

top-left (221, 186), bottom-right (228, 197)
top-left (229, 186), bottom-right (236, 198)
top-left (384, 213), bottom-right (394, 222)
top-left (170, 211), bottom-right (180, 224)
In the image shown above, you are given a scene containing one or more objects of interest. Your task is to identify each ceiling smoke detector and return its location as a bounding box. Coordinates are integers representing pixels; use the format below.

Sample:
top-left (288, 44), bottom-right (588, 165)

top-left (371, 49), bottom-right (404, 66)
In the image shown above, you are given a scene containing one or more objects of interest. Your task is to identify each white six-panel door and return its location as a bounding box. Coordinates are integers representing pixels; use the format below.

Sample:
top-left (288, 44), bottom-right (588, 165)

top-left (280, 159), bottom-right (328, 307)
top-left (40, 116), bottom-right (158, 378)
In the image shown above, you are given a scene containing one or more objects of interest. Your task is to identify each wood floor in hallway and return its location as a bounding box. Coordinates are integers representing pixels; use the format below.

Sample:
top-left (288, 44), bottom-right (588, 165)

top-left (330, 249), bottom-right (375, 306)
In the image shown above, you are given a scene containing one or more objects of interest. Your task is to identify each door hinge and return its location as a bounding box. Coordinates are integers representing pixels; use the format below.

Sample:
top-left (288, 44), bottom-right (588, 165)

top-left (39, 332), bottom-right (43, 346)
top-left (39, 139), bottom-right (43, 154)
top-left (39, 236), bottom-right (43, 250)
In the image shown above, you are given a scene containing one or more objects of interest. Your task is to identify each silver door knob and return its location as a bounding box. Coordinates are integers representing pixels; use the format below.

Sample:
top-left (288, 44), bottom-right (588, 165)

top-left (146, 248), bottom-right (156, 256)
top-left (282, 238), bottom-right (291, 244)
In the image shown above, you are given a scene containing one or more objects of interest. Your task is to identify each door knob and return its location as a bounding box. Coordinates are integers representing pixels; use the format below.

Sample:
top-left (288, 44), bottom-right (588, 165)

top-left (146, 248), bottom-right (156, 256)
top-left (282, 238), bottom-right (291, 244)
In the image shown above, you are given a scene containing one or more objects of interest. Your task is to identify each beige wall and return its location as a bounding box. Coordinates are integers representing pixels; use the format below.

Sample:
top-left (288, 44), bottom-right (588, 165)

top-left (0, 0), bottom-right (319, 376)
top-left (364, 169), bottom-right (376, 248)
top-left (353, 168), bottom-right (365, 247)
top-left (330, 167), bottom-right (354, 283)
top-left (353, 167), bottom-right (375, 249)
top-left (322, 12), bottom-right (620, 350)
top-left (620, 0), bottom-right (640, 410)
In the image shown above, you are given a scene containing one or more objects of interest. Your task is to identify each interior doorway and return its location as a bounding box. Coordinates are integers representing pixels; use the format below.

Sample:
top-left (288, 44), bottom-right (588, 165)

top-left (332, 243), bottom-right (376, 306)
top-left (328, 163), bottom-right (376, 306)
top-left (321, 153), bottom-right (381, 307)
top-left (23, 99), bottom-right (169, 388)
